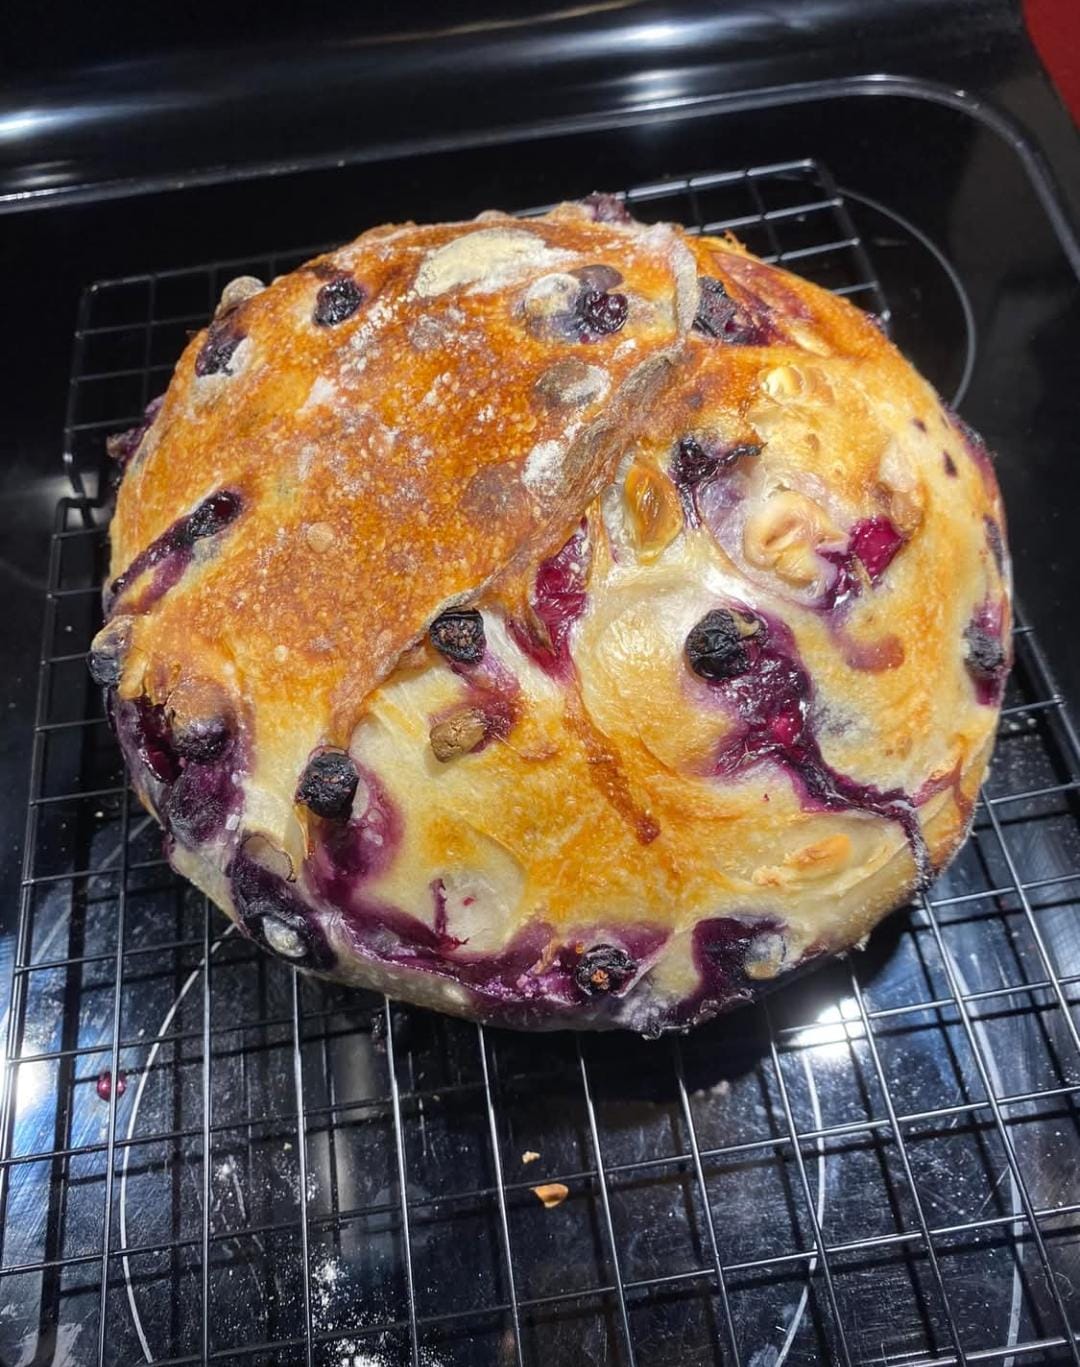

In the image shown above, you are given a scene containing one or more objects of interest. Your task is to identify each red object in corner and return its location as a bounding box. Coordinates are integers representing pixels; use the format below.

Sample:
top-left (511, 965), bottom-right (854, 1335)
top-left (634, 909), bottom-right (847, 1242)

top-left (1025, 0), bottom-right (1080, 125)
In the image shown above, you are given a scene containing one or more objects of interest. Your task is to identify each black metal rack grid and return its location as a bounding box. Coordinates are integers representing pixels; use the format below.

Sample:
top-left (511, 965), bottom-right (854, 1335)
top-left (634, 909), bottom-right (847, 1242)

top-left (3, 160), bottom-right (1080, 1366)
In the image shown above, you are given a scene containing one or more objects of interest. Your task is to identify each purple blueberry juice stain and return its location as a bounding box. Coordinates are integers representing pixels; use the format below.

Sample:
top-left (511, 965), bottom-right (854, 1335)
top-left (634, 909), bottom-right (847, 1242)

top-left (430, 879), bottom-right (466, 951)
top-left (943, 451), bottom-right (958, 477)
top-left (690, 916), bottom-right (782, 1013)
top-left (230, 846), bottom-right (335, 969)
top-left (116, 696), bottom-right (181, 783)
top-left (837, 630), bottom-right (905, 674)
top-left (819, 516), bottom-right (904, 611)
top-left (163, 761), bottom-right (238, 847)
top-left (670, 435), bottom-right (760, 527)
top-left (623, 914), bottom-right (802, 1035)
top-left (696, 487), bottom-right (906, 671)
top-left (305, 750), bottom-right (639, 1005)
top-left (426, 921), bottom-right (669, 1025)
top-left (963, 600), bottom-right (1009, 705)
top-left (912, 417), bottom-right (927, 434)
top-left (96, 1069), bottom-right (126, 1102)
top-left (693, 276), bottom-right (775, 345)
top-left (106, 488), bottom-right (242, 615)
top-left (319, 875), bottom-right (563, 1013)
top-left (692, 609), bottom-right (930, 885)
top-left (307, 763), bottom-right (403, 909)
top-left (508, 523), bottom-right (590, 678)
top-left (815, 551), bottom-right (860, 611)
top-left (912, 758), bottom-right (974, 827)
top-left (114, 692), bottom-right (243, 848)
top-left (106, 395), bottom-right (164, 472)
top-left (848, 517), bottom-right (904, 582)
top-left (447, 648), bottom-right (522, 748)
top-left (694, 458), bottom-right (752, 543)
top-left (306, 765), bottom-right (671, 1022)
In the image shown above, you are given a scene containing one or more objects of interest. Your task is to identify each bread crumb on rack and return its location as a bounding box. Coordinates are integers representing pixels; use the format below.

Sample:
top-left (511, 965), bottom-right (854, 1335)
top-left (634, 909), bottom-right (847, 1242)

top-left (531, 1182), bottom-right (569, 1209)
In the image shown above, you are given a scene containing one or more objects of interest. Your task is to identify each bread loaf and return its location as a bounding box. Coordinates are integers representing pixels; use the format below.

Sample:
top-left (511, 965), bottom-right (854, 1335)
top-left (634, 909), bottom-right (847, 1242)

top-left (93, 196), bottom-right (1011, 1032)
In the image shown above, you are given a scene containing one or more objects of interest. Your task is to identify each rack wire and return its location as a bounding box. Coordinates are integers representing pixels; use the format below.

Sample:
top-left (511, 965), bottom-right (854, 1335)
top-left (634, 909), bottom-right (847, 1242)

top-left (3, 159), bottom-right (1080, 1366)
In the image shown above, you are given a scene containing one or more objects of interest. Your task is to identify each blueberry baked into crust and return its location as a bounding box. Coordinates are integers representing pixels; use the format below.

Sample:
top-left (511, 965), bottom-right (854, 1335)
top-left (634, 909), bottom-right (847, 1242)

top-left (94, 197), bottom-right (1011, 1034)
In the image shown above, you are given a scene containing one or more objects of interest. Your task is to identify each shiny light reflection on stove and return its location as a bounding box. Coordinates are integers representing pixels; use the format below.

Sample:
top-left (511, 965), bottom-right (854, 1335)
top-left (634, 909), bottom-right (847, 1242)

top-left (15, 1058), bottom-right (50, 1114)
top-left (793, 996), bottom-right (864, 1059)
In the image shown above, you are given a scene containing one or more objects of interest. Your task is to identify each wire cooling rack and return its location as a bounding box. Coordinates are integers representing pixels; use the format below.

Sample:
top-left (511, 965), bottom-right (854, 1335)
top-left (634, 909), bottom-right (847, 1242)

top-left (4, 159), bottom-right (1080, 1366)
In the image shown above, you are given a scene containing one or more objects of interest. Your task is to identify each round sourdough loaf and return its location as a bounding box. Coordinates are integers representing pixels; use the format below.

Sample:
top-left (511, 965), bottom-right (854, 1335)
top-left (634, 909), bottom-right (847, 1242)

top-left (93, 196), bottom-right (1011, 1032)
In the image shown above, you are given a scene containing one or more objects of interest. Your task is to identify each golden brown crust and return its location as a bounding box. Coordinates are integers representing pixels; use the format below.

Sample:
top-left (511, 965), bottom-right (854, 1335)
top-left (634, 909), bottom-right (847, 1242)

top-left (112, 215), bottom-right (690, 724)
top-left (100, 203), bottom-right (1010, 1032)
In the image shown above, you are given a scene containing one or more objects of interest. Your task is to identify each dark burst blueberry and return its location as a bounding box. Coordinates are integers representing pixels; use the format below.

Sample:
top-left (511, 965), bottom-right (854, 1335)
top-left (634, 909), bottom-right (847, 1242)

top-left (297, 749), bottom-right (360, 819)
top-left (313, 276), bottom-right (365, 327)
top-left (686, 609), bottom-right (751, 682)
top-left (575, 944), bottom-right (637, 997)
top-left (580, 192), bottom-right (633, 224)
top-left (671, 436), bottom-right (761, 496)
top-left (693, 276), bottom-right (768, 345)
top-left (88, 650), bottom-right (123, 689)
top-left (185, 489), bottom-right (242, 541)
top-left (105, 489), bottom-right (242, 611)
top-left (672, 435), bottom-right (719, 486)
top-left (693, 276), bottom-right (733, 337)
top-left (578, 289), bottom-right (628, 338)
top-left (429, 609), bottom-right (486, 665)
top-left (163, 763), bottom-right (233, 846)
top-left (964, 626), bottom-right (1006, 679)
top-left (88, 617), bottom-right (133, 687)
top-left (172, 712), bottom-right (233, 763)
top-left (194, 321), bottom-right (245, 376)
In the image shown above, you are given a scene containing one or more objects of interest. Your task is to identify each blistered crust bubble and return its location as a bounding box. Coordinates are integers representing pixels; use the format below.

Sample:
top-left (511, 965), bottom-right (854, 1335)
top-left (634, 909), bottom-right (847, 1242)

top-left (100, 202), bottom-right (1010, 1033)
